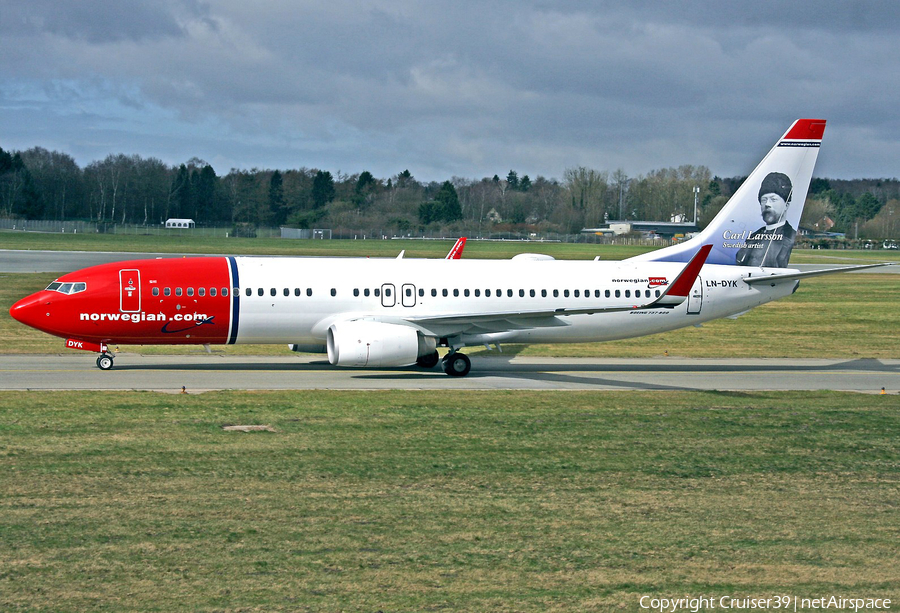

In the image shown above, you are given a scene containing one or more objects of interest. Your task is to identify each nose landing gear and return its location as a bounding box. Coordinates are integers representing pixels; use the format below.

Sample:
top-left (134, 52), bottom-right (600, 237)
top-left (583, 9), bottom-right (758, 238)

top-left (96, 352), bottom-right (115, 370)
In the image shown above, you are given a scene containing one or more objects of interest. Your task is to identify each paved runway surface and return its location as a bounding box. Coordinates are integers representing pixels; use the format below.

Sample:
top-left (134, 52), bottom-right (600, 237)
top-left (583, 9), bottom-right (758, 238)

top-left (1, 354), bottom-right (897, 392)
top-left (1, 249), bottom-right (206, 273)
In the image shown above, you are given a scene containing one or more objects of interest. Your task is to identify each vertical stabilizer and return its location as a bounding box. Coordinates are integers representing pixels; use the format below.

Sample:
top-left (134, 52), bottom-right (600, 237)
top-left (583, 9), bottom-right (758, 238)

top-left (628, 119), bottom-right (826, 267)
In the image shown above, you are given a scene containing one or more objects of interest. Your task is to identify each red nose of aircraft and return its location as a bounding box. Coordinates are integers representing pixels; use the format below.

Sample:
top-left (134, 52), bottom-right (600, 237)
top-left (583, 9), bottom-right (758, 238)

top-left (9, 292), bottom-right (51, 332)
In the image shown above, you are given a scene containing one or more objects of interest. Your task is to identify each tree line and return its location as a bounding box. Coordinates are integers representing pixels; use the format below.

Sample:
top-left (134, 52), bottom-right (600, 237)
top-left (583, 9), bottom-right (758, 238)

top-left (2, 145), bottom-right (898, 239)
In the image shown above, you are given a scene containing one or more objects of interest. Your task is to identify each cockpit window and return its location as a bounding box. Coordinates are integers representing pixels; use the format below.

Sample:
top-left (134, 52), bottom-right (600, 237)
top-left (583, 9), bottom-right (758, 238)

top-left (46, 281), bottom-right (86, 295)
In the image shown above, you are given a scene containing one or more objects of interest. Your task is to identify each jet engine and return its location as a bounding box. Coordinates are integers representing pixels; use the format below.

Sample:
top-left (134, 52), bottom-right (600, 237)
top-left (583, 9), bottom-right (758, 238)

top-left (327, 320), bottom-right (432, 367)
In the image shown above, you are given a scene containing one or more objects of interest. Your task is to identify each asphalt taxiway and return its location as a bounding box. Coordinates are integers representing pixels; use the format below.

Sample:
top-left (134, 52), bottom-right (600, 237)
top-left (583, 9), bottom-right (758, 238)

top-left (0, 354), bottom-right (896, 392)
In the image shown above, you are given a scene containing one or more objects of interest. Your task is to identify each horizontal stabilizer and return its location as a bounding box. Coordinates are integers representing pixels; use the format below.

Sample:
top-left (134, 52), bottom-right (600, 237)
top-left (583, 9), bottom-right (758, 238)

top-left (743, 262), bottom-right (895, 285)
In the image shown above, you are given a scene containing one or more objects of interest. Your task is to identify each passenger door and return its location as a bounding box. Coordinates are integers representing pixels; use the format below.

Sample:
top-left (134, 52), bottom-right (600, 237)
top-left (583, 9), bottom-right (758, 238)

top-left (401, 283), bottom-right (416, 307)
top-left (687, 277), bottom-right (702, 314)
top-left (120, 269), bottom-right (141, 313)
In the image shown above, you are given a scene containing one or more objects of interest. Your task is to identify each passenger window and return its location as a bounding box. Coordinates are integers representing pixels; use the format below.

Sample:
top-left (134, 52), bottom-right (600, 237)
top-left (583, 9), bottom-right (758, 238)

top-left (384, 288), bottom-right (391, 297)
top-left (418, 289), bottom-right (424, 297)
top-left (406, 288), bottom-right (412, 297)
top-left (574, 290), bottom-right (580, 298)
top-left (306, 288), bottom-right (312, 296)
top-left (507, 289), bottom-right (513, 297)
top-left (210, 288), bottom-right (217, 297)
top-left (364, 288), bottom-right (370, 297)
top-left (605, 290), bottom-right (610, 298)
top-left (354, 288), bottom-right (360, 297)
top-left (295, 288), bottom-right (301, 296)
top-left (564, 290), bottom-right (569, 297)
top-left (496, 289), bottom-right (501, 296)
top-left (175, 288), bottom-right (183, 297)
top-left (655, 290), bottom-right (661, 297)
top-left (486, 289), bottom-right (491, 297)
top-left (541, 289), bottom-right (547, 297)
top-left (222, 288), bottom-right (229, 297)
top-left (453, 289), bottom-right (459, 297)
top-left (152, 287), bottom-right (160, 296)
top-left (518, 289), bottom-right (524, 297)
top-left (474, 289), bottom-right (480, 297)
top-left (530, 289), bottom-right (535, 297)
top-left (464, 289), bottom-right (470, 297)
top-left (284, 288), bottom-right (289, 297)
top-left (375, 288), bottom-right (380, 297)
top-left (199, 288), bottom-right (205, 297)
top-left (270, 288), bottom-right (276, 297)
top-left (553, 289), bottom-right (559, 297)
top-left (615, 290), bottom-right (621, 298)
top-left (164, 288), bottom-right (171, 296)
top-left (442, 289), bottom-right (448, 297)
top-left (625, 290), bottom-right (631, 298)
top-left (431, 289), bottom-right (437, 297)
top-left (258, 288), bottom-right (264, 296)
top-left (246, 288), bottom-right (252, 297)
top-left (331, 288), bottom-right (336, 297)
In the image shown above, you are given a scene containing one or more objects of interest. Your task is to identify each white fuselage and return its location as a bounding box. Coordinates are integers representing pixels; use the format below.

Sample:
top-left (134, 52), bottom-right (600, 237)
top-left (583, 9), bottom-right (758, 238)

top-left (231, 256), bottom-right (797, 348)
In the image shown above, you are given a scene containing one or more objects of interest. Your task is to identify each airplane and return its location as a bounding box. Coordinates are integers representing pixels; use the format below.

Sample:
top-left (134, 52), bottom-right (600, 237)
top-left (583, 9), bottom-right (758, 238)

top-left (10, 119), bottom-right (893, 376)
top-left (396, 236), bottom-right (465, 260)
top-left (445, 236), bottom-right (466, 259)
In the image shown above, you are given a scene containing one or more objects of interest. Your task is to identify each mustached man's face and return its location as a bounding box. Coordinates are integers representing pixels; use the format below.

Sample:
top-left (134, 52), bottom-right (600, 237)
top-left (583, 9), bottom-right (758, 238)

top-left (759, 193), bottom-right (787, 225)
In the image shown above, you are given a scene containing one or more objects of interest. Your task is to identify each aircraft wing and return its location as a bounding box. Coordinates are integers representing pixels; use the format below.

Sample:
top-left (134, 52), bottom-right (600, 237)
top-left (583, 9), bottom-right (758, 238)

top-left (742, 262), bottom-right (895, 285)
top-left (401, 245), bottom-right (712, 336)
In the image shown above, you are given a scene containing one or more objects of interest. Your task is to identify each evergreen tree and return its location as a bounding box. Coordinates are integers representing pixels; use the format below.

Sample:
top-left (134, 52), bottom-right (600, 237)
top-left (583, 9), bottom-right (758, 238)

top-left (268, 170), bottom-right (288, 225)
top-left (435, 180), bottom-right (462, 222)
top-left (311, 170), bottom-right (335, 209)
top-left (195, 165), bottom-right (219, 222)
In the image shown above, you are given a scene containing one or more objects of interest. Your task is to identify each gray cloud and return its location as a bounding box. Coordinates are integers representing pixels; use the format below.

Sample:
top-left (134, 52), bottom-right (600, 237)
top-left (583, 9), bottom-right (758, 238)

top-left (2, 1), bottom-right (899, 180)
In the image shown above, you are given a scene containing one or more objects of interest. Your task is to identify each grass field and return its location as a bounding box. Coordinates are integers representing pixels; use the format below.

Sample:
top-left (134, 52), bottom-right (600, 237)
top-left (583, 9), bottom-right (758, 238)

top-left (1, 390), bottom-right (898, 611)
top-left (5, 228), bottom-right (900, 263)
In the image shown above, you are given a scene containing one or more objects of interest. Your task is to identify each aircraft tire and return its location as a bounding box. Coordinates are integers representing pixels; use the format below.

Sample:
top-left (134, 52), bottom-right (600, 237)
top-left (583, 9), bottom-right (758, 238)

top-left (416, 351), bottom-right (440, 368)
top-left (97, 354), bottom-right (114, 370)
top-left (442, 352), bottom-right (471, 377)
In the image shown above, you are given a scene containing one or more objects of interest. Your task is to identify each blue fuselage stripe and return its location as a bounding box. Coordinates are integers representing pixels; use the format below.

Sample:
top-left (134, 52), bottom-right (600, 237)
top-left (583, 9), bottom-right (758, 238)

top-left (228, 257), bottom-right (240, 344)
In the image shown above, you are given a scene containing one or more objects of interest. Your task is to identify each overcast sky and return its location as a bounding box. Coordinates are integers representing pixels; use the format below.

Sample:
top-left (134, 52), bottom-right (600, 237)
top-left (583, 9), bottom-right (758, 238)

top-left (2, 1), bottom-right (899, 182)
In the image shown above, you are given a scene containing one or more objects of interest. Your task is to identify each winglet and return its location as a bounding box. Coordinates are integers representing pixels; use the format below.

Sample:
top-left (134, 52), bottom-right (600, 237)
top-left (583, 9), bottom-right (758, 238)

top-left (445, 237), bottom-right (467, 259)
top-left (646, 244), bottom-right (712, 308)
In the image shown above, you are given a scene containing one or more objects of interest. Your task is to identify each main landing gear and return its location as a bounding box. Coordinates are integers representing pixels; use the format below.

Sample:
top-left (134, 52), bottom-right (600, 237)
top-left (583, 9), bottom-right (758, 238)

top-left (441, 352), bottom-right (471, 377)
top-left (96, 352), bottom-right (115, 370)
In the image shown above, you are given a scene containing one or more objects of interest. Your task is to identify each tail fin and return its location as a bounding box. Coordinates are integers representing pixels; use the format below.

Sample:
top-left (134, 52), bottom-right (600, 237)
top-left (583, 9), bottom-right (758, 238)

top-left (445, 237), bottom-right (467, 259)
top-left (628, 119), bottom-right (826, 267)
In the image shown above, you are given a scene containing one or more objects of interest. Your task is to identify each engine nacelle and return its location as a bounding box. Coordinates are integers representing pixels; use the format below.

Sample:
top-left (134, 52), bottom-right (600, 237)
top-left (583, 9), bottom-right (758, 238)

top-left (327, 320), bottom-right (423, 367)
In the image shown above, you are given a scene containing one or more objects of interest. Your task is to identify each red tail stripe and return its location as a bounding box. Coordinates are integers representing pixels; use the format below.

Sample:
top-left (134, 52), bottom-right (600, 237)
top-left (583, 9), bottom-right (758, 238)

top-left (784, 119), bottom-right (826, 141)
